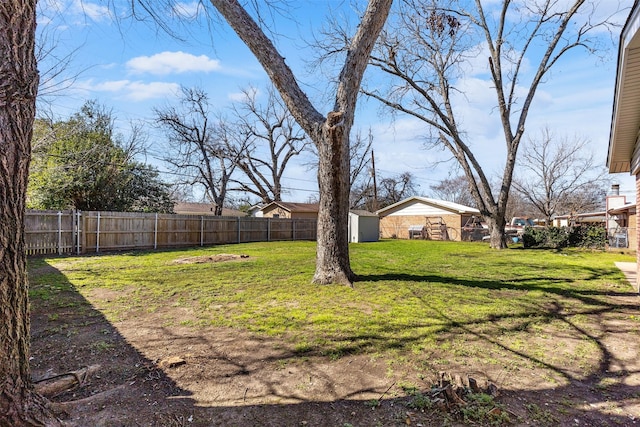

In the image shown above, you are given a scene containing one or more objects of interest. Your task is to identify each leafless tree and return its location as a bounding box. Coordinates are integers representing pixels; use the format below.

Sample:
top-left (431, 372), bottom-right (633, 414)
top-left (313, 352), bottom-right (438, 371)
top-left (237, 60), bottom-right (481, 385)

top-left (346, 129), bottom-right (418, 212)
top-left (503, 189), bottom-right (539, 224)
top-left (363, 0), bottom-right (621, 248)
top-left (132, 0), bottom-right (392, 284)
top-left (228, 86), bottom-right (311, 204)
top-left (377, 171), bottom-right (419, 208)
top-left (0, 1), bottom-right (62, 425)
top-left (347, 129), bottom-right (375, 209)
top-left (206, 0), bottom-right (393, 284)
top-left (430, 175), bottom-right (476, 208)
top-left (512, 127), bottom-right (609, 225)
top-left (154, 86), bottom-right (242, 215)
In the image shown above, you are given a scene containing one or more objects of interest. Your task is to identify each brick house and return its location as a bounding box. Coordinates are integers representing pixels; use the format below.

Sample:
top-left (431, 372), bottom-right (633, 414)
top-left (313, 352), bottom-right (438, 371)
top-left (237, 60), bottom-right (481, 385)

top-left (376, 196), bottom-right (479, 241)
top-left (607, 0), bottom-right (640, 291)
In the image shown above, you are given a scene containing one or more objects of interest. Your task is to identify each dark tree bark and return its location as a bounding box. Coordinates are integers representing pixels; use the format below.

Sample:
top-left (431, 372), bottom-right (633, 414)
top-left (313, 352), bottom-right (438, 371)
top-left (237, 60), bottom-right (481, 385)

top-left (0, 1), bottom-right (61, 426)
top-left (209, 0), bottom-right (392, 285)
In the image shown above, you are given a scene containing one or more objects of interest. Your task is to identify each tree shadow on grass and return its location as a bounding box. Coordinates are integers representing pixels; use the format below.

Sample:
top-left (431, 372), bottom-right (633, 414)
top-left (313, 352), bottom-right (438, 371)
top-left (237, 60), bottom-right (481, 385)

top-left (356, 268), bottom-right (640, 425)
top-left (358, 267), bottom-right (636, 304)
top-left (28, 259), bottom-right (451, 426)
top-left (28, 258), bottom-right (640, 426)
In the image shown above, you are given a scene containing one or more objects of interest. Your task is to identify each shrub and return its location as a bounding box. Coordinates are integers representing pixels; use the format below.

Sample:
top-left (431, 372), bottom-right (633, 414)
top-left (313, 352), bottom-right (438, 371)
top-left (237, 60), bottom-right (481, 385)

top-left (522, 225), bottom-right (605, 250)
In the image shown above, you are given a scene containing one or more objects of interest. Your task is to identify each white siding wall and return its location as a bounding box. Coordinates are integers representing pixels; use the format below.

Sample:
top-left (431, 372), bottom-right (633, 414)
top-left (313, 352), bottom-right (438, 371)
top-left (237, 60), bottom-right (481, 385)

top-left (385, 202), bottom-right (452, 217)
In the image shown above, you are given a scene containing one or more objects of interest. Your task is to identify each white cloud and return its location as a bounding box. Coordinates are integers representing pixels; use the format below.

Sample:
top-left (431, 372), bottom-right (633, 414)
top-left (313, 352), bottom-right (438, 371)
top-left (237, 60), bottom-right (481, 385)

top-left (90, 80), bottom-right (130, 92)
top-left (80, 79), bottom-right (179, 101)
top-left (72, 0), bottom-right (112, 23)
top-left (126, 51), bottom-right (222, 75)
top-left (124, 81), bottom-right (180, 101)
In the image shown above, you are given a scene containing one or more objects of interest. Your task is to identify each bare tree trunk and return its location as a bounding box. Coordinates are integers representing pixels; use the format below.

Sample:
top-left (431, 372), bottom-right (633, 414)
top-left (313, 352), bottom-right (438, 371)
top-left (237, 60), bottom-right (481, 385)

top-left (209, 0), bottom-right (392, 285)
top-left (314, 112), bottom-right (354, 285)
top-left (486, 215), bottom-right (508, 249)
top-left (0, 1), bottom-right (61, 425)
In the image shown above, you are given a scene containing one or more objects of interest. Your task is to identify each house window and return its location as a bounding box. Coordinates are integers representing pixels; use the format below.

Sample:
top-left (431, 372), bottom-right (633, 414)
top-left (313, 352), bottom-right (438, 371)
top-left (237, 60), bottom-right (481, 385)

top-left (273, 214), bottom-right (280, 218)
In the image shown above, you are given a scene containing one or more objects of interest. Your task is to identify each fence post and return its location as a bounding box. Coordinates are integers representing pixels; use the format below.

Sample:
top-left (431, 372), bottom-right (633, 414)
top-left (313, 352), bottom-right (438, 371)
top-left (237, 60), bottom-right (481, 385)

top-left (237, 217), bottom-right (241, 243)
top-left (154, 213), bottom-right (158, 250)
top-left (71, 211), bottom-right (77, 255)
top-left (267, 218), bottom-right (271, 242)
top-left (200, 216), bottom-right (204, 246)
top-left (81, 211), bottom-right (87, 254)
top-left (57, 211), bottom-right (63, 255)
top-left (96, 212), bottom-right (101, 253)
top-left (75, 211), bottom-right (81, 254)
top-left (293, 219), bottom-right (296, 241)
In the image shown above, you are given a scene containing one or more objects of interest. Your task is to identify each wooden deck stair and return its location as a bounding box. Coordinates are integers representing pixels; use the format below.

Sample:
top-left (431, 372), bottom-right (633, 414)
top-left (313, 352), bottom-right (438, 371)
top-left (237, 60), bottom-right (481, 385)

top-left (426, 217), bottom-right (445, 240)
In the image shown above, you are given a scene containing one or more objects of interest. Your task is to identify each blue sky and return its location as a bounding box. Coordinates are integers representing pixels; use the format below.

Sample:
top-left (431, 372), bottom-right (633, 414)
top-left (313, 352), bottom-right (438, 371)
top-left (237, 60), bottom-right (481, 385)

top-left (37, 0), bottom-right (636, 205)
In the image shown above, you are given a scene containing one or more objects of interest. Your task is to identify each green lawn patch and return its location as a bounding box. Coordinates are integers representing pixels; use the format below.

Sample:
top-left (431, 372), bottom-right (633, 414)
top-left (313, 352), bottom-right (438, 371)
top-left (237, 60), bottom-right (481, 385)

top-left (28, 240), bottom-right (635, 369)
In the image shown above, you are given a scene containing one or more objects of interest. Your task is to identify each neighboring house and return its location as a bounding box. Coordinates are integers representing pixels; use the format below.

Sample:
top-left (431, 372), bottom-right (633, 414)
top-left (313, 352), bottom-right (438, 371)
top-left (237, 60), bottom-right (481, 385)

top-left (246, 205), bottom-right (264, 217)
top-left (173, 202), bottom-right (246, 217)
top-left (551, 212), bottom-right (606, 228)
top-left (608, 1), bottom-right (640, 291)
top-left (376, 196), bottom-right (479, 241)
top-left (606, 185), bottom-right (637, 251)
top-left (259, 202), bottom-right (319, 219)
top-left (348, 210), bottom-right (379, 243)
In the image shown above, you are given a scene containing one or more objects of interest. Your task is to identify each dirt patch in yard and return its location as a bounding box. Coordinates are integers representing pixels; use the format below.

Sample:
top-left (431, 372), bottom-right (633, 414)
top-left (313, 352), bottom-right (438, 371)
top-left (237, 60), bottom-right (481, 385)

top-left (172, 253), bottom-right (251, 264)
top-left (29, 265), bottom-right (640, 426)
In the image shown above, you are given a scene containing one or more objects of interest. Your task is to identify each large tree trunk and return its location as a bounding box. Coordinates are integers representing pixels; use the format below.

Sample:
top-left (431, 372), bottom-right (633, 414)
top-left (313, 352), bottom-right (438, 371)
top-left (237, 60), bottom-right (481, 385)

top-left (0, 1), bottom-right (61, 425)
top-left (209, 0), bottom-right (391, 285)
top-left (313, 112), bottom-right (354, 285)
top-left (486, 215), bottom-right (508, 249)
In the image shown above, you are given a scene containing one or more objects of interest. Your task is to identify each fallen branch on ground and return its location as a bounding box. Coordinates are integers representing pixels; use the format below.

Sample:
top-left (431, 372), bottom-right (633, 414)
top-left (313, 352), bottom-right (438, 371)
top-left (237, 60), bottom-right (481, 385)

top-left (34, 364), bottom-right (101, 397)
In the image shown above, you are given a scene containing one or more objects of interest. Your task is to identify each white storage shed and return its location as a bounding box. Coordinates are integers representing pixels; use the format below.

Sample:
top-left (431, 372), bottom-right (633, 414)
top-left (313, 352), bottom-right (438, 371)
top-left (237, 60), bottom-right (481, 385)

top-left (348, 210), bottom-right (379, 243)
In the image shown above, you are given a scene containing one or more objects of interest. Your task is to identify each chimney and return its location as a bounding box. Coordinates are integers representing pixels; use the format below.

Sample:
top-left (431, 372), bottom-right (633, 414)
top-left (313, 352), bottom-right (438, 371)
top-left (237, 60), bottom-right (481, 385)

top-left (606, 183), bottom-right (626, 211)
top-left (611, 184), bottom-right (620, 196)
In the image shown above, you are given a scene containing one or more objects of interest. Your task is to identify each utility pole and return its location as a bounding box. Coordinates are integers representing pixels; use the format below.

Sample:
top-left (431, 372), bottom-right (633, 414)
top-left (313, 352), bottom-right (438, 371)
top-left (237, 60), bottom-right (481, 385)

top-left (371, 149), bottom-right (378, 212)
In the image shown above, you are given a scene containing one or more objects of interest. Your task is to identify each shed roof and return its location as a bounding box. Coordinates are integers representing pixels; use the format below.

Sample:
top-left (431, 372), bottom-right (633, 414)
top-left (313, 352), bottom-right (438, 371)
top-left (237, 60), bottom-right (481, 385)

top-left (608, 0), bottom-right (640, 173)
top-left (349, 209), bottom-right (378, 217)
top-left (376, 196), bottom-right (479, 216)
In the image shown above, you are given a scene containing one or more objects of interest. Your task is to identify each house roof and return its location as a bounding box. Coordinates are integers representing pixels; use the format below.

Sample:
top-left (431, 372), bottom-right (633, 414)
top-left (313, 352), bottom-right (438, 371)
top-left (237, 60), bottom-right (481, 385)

top-left (554, 211), bottom-right (606, 220)
top-left (173, 202), bottom-right (246, 217)
top-left (608, 202), bottom-right (637, 215)
top-left (375, 196), bottom-right (480, 216)
top-left (246, 204), bottom-right (264, 213)
top-left (260, 201), bottom-right (319, 213)
top-left (608, 0), bottom-right (640, 173)
top-left (349, 209), bottom-right (378, 217)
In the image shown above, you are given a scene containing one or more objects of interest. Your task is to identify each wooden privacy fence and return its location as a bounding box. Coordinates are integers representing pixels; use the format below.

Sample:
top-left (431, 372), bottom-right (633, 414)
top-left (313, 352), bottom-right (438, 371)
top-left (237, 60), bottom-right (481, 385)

top-left (24, 210), bottom-right (317, 256)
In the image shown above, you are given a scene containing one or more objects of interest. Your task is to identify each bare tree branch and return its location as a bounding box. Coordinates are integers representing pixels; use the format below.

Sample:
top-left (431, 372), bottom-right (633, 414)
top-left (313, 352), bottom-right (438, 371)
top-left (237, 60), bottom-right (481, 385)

top-left (227, 85), bottom-right (311, 203)
top-left (154, 86), bottom-right (238, 215)
top-left (512, 127), bottom-right (610, 225)
top-left (364, 0), bottom-right (617, 248)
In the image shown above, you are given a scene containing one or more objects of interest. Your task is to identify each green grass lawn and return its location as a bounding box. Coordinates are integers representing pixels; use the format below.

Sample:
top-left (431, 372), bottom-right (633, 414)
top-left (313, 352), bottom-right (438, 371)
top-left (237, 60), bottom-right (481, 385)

top-left (28, 239), bottom-right (635, 363)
